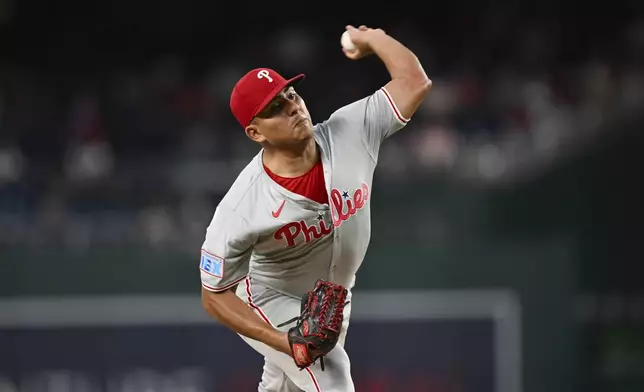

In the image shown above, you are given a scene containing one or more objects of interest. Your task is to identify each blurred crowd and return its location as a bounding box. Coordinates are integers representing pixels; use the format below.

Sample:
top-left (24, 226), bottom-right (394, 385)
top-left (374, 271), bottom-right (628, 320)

top-left (1, 14), bottom-right (643, 251)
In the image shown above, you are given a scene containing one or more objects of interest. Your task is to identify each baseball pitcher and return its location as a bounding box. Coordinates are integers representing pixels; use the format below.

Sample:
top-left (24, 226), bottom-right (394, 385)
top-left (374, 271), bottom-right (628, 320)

top-left (200, 25), bottom-right (431, 392)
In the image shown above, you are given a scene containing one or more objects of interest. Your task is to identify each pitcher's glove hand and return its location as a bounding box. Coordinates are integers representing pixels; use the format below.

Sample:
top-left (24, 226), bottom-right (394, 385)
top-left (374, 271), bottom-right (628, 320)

top-left (277, 280), bottom-right (349, 371)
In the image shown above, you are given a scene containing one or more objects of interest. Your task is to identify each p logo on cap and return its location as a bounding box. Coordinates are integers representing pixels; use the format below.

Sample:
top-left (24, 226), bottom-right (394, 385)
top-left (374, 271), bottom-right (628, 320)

top-left (257, 69), bottom-right (273, 83)
top-left (230, 68), bottom-right (305, 128)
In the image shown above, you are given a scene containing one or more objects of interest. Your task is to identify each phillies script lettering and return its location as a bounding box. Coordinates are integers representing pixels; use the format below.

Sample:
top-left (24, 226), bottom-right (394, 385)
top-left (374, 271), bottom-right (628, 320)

top-left (274, 183), bottom-right (370, 247)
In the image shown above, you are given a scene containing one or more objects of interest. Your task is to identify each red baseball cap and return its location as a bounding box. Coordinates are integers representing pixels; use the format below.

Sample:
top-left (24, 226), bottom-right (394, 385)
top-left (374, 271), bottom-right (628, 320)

top-left (230, 68), bottom-right (305, 128)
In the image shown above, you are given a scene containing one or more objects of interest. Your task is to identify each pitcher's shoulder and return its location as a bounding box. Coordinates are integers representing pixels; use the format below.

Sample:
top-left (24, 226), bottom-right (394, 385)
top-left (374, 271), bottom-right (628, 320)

top-left (313, 101), bottom-right (365, 146)
top-left (219, 153), bottom-right (264, 213)
top-left (313, 121), bottom-right (329, 143)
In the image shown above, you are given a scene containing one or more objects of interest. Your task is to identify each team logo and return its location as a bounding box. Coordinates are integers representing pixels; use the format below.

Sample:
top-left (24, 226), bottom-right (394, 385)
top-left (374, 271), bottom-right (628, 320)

top-left (329, 183), bottom-right (369, 227)
top-left (257, 69), bottom-right (273, 83)
top-left (274, 183), bottom-right (370, 247)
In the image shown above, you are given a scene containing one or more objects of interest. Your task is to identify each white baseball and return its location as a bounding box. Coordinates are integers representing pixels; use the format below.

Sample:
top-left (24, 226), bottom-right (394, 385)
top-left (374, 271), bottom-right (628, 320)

top-left (341, 31), bottom-right (356, 51)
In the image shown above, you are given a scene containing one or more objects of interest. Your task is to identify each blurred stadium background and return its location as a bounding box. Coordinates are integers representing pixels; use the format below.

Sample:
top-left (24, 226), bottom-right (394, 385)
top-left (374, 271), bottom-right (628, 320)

top-left (1, 1), bottom-right (643, 391)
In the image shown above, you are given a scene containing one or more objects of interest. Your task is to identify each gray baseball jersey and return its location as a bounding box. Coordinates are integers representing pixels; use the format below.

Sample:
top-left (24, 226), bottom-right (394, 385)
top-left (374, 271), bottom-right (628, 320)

top-left (200, 87), bottom-right (409, 392)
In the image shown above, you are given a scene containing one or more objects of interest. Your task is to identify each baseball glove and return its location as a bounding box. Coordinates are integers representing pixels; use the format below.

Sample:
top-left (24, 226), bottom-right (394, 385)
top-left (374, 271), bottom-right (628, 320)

top-left (277, 279), bottom-right (349, 371)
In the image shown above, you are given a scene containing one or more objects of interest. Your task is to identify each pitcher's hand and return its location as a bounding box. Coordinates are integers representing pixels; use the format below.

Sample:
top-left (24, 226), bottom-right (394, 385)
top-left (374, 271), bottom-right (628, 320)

top-left (342, 25), bottom-right (386, 60)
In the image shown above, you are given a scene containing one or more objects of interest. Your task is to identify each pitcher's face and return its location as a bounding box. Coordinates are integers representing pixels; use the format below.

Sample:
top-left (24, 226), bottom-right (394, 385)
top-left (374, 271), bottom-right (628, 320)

top-left (245, 86), bottom-right (313, 147)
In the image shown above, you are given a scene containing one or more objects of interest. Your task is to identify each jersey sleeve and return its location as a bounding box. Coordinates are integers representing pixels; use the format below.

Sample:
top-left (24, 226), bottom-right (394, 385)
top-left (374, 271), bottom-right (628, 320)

top-left (327, 87), bottom-right (411, 160)
top-left (200, 204), bottom-right (254, 293)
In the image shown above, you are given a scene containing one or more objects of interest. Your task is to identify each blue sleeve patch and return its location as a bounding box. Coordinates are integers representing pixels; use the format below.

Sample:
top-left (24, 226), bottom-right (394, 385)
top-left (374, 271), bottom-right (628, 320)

top-left (200, 250), bottom-right (224, 278)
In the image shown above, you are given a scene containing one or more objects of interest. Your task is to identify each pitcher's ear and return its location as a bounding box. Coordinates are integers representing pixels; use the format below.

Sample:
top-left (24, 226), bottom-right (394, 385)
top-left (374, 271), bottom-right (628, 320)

top-left (245, 122), bottom-right (266, 143)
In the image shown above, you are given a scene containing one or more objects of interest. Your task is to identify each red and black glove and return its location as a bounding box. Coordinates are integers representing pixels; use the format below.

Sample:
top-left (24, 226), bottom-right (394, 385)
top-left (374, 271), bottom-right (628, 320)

top-left (277, 280), bottom-right (349, 371)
